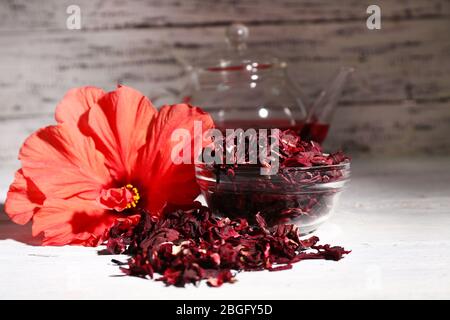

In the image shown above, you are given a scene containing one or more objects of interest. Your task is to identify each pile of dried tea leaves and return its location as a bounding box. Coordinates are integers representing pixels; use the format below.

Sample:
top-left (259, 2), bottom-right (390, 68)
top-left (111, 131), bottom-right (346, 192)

top-left (107, 202), bottom-right (350, 287)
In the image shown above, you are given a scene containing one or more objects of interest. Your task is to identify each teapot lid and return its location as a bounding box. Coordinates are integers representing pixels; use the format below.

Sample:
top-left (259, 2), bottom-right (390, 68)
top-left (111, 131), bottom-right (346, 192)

top-left (193, 23), bottom-right (284, 71)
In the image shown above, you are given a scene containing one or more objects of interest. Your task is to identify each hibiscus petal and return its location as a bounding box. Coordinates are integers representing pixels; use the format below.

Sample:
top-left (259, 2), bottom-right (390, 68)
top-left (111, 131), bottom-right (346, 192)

top-left (138, 104), bottom-right (214, 216)
top-left (87, 85), bottom-right (157, 180)
top-left (19, 123), bottom-right (111, 200)
top-left (55, 86), bottom-right (105, 127)
top-left (4, 169), bottom-right (45, 225)
top-left (32, 198), bottom-right (119, 246)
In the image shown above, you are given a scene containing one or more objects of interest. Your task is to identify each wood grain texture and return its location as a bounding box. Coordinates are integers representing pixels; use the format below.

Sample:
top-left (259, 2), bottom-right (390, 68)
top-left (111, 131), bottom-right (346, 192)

top-left (326, 101), bottom-right (450, 155)
top-left (1, 20), bottom-right (449, 117)
top-left (1, 0), bottom-right (449, 31)
top-left (0, 0), bottom-right (449, 159)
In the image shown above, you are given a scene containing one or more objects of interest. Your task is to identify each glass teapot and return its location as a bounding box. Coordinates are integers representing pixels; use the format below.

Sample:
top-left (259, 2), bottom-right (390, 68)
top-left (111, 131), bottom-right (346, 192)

top-left (178, 23), bottom-right (353, 143)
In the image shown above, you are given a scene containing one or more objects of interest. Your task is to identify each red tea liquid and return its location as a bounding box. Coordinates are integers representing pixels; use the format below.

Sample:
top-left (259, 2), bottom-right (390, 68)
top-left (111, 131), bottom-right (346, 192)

top-left (215, 120), bottom-right (329, 144)
top-left (300, 122), bottom-right (329, 144)
top-left (215, 119), bottom-right (304, 132)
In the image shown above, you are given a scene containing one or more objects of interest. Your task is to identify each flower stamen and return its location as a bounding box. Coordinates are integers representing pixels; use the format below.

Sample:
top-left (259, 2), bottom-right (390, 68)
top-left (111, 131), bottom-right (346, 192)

top-left (125, 184), bottom-right (140, 209)
top-left (98, 184), bottom-right (140, 212)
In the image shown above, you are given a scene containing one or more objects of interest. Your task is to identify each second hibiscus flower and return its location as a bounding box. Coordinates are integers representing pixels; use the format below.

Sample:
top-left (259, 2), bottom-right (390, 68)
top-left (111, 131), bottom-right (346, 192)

top-left (5, 85), bottom-right (214, 246)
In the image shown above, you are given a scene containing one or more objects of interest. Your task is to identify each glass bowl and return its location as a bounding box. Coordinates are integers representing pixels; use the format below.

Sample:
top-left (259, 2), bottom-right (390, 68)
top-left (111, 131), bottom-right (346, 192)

top-left (195, 162), bottom-right (350, 235)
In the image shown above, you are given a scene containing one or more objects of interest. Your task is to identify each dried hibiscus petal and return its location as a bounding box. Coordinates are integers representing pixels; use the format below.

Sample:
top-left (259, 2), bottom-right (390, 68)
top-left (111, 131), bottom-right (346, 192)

top-left (106, 203), bottom-right (350, 287)
top-left (200, 129), bottom-right (350, 228)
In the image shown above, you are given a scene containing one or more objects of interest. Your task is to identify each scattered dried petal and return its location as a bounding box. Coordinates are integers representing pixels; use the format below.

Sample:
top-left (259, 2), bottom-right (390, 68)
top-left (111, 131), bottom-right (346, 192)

top-left (107, 203), bottom-right (350, 287)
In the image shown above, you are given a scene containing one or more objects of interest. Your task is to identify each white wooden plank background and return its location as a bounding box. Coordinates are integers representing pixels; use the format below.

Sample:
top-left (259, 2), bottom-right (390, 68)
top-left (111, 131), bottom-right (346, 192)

top-left (1, 0), bottom-right (449, 31)
top-left (0, 0), bottom-right (449, 172)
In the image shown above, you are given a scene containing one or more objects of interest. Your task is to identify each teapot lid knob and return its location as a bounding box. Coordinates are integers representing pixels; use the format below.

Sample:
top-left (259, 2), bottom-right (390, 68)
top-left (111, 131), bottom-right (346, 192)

top-left (226, 23), bottom-right (249, 51)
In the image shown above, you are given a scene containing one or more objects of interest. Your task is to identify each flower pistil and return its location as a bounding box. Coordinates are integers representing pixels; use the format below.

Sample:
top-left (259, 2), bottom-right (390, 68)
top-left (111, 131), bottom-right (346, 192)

top-left (98, 184), bottom-right (140, 212)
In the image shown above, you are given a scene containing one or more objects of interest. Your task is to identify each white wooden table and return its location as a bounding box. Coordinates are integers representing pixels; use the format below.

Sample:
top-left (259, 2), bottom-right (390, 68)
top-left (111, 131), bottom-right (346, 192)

top-left (1, 157), bottom-right (449, 299)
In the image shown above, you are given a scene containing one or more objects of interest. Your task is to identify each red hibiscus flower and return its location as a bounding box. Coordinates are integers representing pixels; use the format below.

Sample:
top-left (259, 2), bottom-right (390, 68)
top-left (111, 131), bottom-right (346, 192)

top-left (4, 85), bottom-right (213, 246)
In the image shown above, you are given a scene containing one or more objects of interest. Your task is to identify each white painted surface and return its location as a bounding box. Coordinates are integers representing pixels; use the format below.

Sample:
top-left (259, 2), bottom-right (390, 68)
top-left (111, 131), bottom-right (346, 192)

top-left (0, 157), bottom-right (449, 299)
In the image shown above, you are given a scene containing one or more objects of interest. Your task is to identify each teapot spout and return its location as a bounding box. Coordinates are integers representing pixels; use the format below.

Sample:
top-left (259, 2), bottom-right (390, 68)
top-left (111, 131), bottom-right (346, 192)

top-left (307, 66), bottom-right (354, 124)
